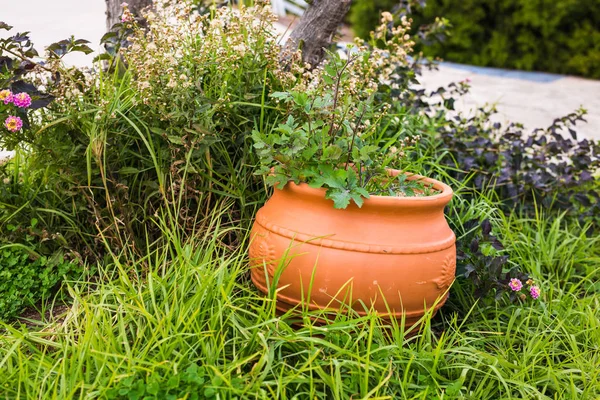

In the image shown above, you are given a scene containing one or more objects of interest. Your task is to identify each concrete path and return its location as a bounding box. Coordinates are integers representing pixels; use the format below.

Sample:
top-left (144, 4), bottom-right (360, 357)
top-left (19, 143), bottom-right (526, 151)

top-left (2, 1), bottom-right (599, 142)
top-left (418, 63), bottom-right (600, 140)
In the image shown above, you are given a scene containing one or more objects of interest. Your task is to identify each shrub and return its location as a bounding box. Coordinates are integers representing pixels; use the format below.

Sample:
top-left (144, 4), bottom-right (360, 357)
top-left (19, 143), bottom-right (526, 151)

top-left (374, 36), bottom-right (600, 230)
top-left (0, 1), bottom-right (304, 262)
top-left (0, 2), bottom-right (300, 318)
top-left (434, 107), bottom-right (600, 227)
top-left (347, 0), bottom-right (398, 39)
top-left (252, 18), bottom-right (424, 208)
top-left (0, 25), bottom-right (88, 319)
top-left (350, 0), bottom-right (600, 78)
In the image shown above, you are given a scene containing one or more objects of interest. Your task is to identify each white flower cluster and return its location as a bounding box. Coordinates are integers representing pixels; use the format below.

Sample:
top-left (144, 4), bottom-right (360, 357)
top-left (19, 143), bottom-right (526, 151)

top-left (121, 0), bottom-right (290, 120)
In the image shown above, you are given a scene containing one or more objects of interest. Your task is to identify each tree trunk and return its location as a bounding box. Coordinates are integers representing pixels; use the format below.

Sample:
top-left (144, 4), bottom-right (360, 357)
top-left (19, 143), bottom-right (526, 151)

top-left (105, 0), bottom-right (153, 30)
top-left (282, 0), bottom-right (352, 68)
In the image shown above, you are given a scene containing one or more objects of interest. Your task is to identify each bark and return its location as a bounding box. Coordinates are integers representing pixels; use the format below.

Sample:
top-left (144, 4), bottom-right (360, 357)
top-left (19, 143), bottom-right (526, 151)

top-left (282, 0), bottom-right (352, 68)
top-left (105, 0), bottom-right (153, 31)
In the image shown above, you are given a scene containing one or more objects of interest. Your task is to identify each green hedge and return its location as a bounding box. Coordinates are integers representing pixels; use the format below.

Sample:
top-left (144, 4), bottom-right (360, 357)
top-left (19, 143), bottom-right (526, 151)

top-left (349, 0), bottom-right (600, 79)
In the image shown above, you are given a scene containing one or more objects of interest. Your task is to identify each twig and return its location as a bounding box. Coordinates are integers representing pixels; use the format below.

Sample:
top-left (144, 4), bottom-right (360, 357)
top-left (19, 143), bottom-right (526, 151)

top-left (1, 47), bottom-right (54, 73)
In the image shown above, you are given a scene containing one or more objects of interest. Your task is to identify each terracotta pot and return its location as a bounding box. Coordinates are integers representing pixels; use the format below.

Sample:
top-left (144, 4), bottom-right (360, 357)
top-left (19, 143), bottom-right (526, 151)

top-left (249, 170), bottom-right (455, 326)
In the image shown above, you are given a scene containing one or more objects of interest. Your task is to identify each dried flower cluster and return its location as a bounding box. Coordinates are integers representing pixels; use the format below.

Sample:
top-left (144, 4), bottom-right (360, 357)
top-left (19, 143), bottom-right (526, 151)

top-left (121, 0), bottom-right (293, 122)
top-left (112, 0), bottom-right (417, 134)
top-left (273, 14), bottom-right (418, 157)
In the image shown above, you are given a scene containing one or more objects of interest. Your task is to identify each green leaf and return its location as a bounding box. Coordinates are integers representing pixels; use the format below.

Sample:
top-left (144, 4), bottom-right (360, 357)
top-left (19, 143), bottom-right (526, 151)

top-left (346, 168), bottom-right (359, 186)
top-left (445, 378), bottom-right (464, 396)
top-left (100, 31), bottom-right (118, 43)
top-left (285, 115), bottom-right (295, 127)
top-left (327, 189), bottom-right (352, 209)
top-left (323, 145), bottom-right (343, 160)
top-left (301, 144), bottom-right (319, 159)
top-left (119, 167), bottom-right (141, 175)
top-left (146, 381), bottom-right (159, 395)
top-left (354, 187), bottom-right (370, 198)
top-left (270, 91), bottom-right (292, 101)
top-left (359, 144), bottom-right (380, 161)
top-left (322, 74), bottom-right (334, 85)
top-left (166, 135), bottom-right (183, 145)
top-left (93, 53), bottom-right (113, 62)
top-left (71, 44), bottom-right (93, 55)
top-left (292, 92), bottom-right (308, 107)
top-left (166, 375), bottom-right (179, 389)
top-left (350, 192), bottom-right (365, 208)
top-left (265, 174), bottom-right (286, 189)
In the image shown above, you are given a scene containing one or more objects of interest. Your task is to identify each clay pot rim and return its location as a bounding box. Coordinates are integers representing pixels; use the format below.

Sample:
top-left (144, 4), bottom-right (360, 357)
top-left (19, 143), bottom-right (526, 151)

top-left (282, 169), bottom-right (453, 208)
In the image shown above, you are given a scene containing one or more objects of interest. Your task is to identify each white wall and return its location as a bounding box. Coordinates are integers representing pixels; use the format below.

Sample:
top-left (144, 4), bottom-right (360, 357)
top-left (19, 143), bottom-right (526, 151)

top-left (1, 0), bottom-right (106, 66)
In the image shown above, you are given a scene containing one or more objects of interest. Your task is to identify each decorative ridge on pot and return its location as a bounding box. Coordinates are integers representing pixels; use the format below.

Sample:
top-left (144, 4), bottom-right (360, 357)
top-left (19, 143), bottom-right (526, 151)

top-left (253, 213), bottom-right (456, 255)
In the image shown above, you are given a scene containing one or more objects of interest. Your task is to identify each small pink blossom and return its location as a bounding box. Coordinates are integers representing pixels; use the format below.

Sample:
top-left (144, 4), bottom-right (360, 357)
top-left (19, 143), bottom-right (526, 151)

top-left (121, 11), bottom-right (134, 23)
top-left (0, 89), bottom-right (13, 105)
top-left (508, 278), bottom-right (523, 292)
top-left (12, 92), bottom-right (32, 108)
top-left (530, 285), bottom-right (541, 300)
top-left (4, 115), bottom-right (23, 132)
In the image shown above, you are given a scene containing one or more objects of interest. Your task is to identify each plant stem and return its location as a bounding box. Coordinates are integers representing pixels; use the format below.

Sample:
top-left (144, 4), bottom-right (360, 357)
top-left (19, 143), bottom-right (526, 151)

top-left (345, 105), bottom-right (367, 171)
top-left (2, 47), bottom-right (54, 73)
top-left (328, 55), bottom-right (357, 144)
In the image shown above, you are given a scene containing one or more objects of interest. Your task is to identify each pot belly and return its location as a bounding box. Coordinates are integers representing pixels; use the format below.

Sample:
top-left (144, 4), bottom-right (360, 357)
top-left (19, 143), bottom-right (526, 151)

top-left (249, 216), bottom-right (456, 325)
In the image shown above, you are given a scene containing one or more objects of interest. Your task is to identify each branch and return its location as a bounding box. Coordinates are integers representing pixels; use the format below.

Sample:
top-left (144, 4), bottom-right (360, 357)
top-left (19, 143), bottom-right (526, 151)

top-left (281, 0), bottom-right (352, 68)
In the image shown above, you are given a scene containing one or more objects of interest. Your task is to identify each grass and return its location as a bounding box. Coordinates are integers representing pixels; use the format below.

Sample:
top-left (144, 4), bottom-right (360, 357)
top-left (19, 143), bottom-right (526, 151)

top-left (500, 210), bottom-right (600, 287)
top-left (1, 201), bottom-right (599, 399)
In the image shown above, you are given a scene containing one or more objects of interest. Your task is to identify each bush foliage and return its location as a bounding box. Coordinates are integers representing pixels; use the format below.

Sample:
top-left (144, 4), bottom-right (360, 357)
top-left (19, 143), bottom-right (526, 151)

top-left (350, 0), bottom-right (600, 78)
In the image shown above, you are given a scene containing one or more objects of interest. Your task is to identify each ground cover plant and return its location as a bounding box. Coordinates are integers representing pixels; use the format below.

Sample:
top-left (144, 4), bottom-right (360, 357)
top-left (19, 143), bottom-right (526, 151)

top-left (0, 1), bottom-right (599, 398)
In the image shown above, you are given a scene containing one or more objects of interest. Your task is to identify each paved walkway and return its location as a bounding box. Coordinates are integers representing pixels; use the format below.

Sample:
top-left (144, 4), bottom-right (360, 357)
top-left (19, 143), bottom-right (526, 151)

top-left (419, 63), bottom-right (600, 140)
top-left (2, 1), bottom-right (599, 144)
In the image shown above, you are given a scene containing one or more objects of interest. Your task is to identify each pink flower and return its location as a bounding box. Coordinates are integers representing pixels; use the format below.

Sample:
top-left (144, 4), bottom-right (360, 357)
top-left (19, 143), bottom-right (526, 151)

top-left (530, 285), bottom-right (541, 300)
top-left (4, 116), bottom-right (23, 132)
top-left (121, 9), bottom-right (134, 23)
top-left (12, 92), bottom-right (32, 108)
top-left (0, 89), bottom-right (13, 105)
top-left (508, 278), bottom-right (523, 291)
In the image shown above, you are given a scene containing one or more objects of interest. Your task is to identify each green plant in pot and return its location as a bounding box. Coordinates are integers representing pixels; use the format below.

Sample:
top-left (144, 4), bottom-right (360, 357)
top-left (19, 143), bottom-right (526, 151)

top-left (250, 18), bottom-right (456, 327)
